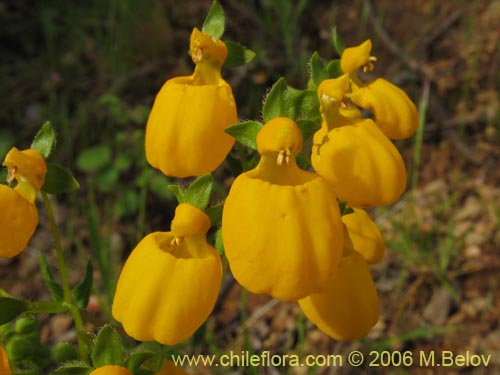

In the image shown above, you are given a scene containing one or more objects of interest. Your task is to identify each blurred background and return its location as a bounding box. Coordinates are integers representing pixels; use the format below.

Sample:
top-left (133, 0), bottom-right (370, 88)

top-left (1, 0), bottom-right (499, 374)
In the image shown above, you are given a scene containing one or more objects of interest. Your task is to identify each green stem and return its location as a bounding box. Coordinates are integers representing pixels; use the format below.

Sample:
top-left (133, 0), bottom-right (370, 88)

top-left (41, 192), bottom-right (89, 361)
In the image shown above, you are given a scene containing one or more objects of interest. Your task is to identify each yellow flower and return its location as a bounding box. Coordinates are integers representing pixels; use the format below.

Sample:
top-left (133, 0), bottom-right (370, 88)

top-left (342, 208), bottom-right (385, 264)
top-left (339, 40), bottom-right (418, 140)
top-left (311, 117), bottom-right (407, 208)
top-left (155, 360), bottom-right (189, 375)
top-left (89, 366), bottom-right (132, 375)
top-left (1, 147), bottom-right (46, 258)
top-left (112, 204), bottom-right (222, 345)
top-left (222, 117), bottom-right (344, 301)
top-left (0, 346), bottom-right (12, 375)
top-left (145, 27), bottom-right (236, 177)
top-left (299, 229), bottom-right (379, 340)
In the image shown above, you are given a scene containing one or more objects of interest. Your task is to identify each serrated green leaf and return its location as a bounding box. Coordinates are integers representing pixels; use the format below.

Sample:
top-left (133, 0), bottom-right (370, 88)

top-left (185, 174), bottom-right (213, 210)
top-left (332, 27), bottom-right (345, 56)
top-left (31, 121), bottom-right (56, 158)
top-left (224, 41), bottom-right (256, 68)
top-left (309, 52), bottom-right (327, 87)
top-left (168, 185), bottom-right (186, 204)
top-left (39, 253), bottom-right (64, 302)
top-left (202, 1), bottom-right (225, 39)
top-left (225, 121), bottom-right (263, 150)
top-left (73, 260), bottom-right (93, 308)
top-left (50, 361), bottom-right (92, 375)
top-left (0, 297), bottom-right (29, 325)
top-left (262, 78), bottom-right (291, 122)
top-left (42, 162), bottom-right (80, 194)
top-left (77, 146), bottom-right (111, 171)
top-left (205, 202), bottom-right (224, 226)
top-left (92, 325), bottom-right (125, 368)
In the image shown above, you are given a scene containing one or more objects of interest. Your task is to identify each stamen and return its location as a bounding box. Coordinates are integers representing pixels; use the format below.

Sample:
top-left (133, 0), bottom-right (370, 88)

top-left (6, 166), bottom-right (16, 185)
top-left (192, 47), bottom-right (203, 63)
top-left (170, 236), bottom-right (183, 246)
top-left (362, 56), bottom-right (377, 72)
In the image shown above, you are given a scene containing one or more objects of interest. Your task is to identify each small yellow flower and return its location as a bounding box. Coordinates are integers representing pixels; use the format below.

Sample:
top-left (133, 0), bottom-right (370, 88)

top-left (342, 208), bottom-right (385, 264)
top-left (222, 117), bottom-right (344, 301)
top-left (1, 147), bottom-right (46, 258)
top-left (311, 117), bottom-right (407, 208)
top-left (112, 204), bottom-right (222, 345)
top-left (154, 360), bottom-right (189, 375)
top-left (89, 366), bottom-right (132, 375)
top-left (0, 346), bottom-right (12, 375)
top-left (145, 28), bottom-right (236, 177)
top-left (339, 40), bottom-right (418, 140)
top-left (299, 229), bottom-right (379, 340)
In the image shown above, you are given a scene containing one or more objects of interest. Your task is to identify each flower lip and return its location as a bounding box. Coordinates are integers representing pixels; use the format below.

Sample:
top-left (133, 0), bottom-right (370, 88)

top-left (340, 39), bottom-right (374, 74)
top-left (3, 147), bottom-right (47, 191)
top-left (190, 27), bottom-right (227, 66)
top-left (256, 117), bottom-right (303, 156)
top-left (170, 203), bottom-right (211, 238)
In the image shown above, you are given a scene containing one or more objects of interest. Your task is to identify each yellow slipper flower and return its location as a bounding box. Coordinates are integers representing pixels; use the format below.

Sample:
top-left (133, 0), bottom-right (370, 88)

top-left (154, 360), bottom-right (189, 375)
top-left (342, 208), bottom-right (385, 264)
top-left (112, 204), bottom-right (222, 345)
top-left (339, 39), bottom-right (418, 140)
top-left (299, 230), bottom-right (379, 340)
top-left (1, 147), bottom-right (46, 258)
top-left (145, 28), bottom-right (236, 177)
top-left (222, 117), bottom-right (344, 301)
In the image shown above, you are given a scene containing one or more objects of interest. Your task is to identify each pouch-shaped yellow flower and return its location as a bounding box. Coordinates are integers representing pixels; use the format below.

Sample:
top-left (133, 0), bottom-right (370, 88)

top-left (311, 118), bottom-right (407, 208)
top-left (298, 249), bottom-right (379, 340)
top-left (1, 147), bottom-right (46, 258)
top-left (342, 208), bottom-right (385, 264)
top-left (89, 366), bottom-right (132, 375)
top-left (350, 78), bottom-right (418, 140)
top-left (155, 360), bottom-right (189, 375)
top-left (112, 204), bottom-right (222, 345)
top-left (0, 346), bottom-right (11, 375)
top-left (145, 28), bottom-right (236, 177)
top-left (222, 117), bottom-right (344, 301)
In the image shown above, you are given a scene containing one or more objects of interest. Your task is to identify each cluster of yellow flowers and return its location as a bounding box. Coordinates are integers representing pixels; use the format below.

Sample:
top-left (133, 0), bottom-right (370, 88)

top-left (112, 26), bottom-right (418, 348)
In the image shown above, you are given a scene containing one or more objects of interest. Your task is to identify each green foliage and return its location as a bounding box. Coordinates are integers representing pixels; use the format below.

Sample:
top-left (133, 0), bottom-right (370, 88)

top-left (0, 297), bottom-right (29, 325)
top-left (50, 362), bottom-right (92, 375)
top-left (92, 325), bottom-right (126, 368)
top-left (52, 342), bottom-right (80, 363)
top-left (224, 41), bottom-right (256, 68)
top-left (225, 121), bottom-right (263, 150)
top-left (202, 1), bottom-right (225, 39)
top-left (169, 174), bottom-right (214, 211)
top-left (31, 121), bottom-right (56, 159)
top-left (72, 259), bottom-right (94, 309)
top-left (332, 26), bottom-right (346, 56)
top-left (39, 253), bottom-right (64, 302)
top-left (43, 163), bottom-right (80, 194)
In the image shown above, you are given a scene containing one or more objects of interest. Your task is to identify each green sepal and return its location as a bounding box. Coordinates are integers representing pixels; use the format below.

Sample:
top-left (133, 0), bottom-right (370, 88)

top-left (224, 41), bottom-right (256, 68)
top-left (332, 27), bottom-right (345, 56)
top-left (42, 162), bottom-right (80, 194)
top-left (92, 325), bottom-right (125, 368)
top-left (338, 201), bottom-right (354, 216)
top-left (225, 121), bottom-right (263, 150)
top-left (50, 361), bottom-right (92, 375)
top-left (326, 59), bottom-right (342, 78)
top-left (76, 145), bottom-right (112, 172)
top-left (39, 253), bottom-right (64, 302)
top-left (0, 297), bottom-right (29, 325)
top-left (31, 121), bottom-right (56, 159)
top-left (72, 259), bottom-right (93, 308)
top-left (185, 174), bottom-right (214, 210)
top-left (125, 346), bottom-right (156, 373)
top-left (52, 342), bottom-right (80, 363)
top-left (202, 1), bottom-right (225, 39)
top-left (309, 52), bottom-right (327, 88)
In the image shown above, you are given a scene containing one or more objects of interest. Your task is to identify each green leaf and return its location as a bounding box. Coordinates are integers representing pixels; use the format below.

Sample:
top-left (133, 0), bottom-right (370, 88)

top-left (0, 297), bottom-right (29, 325)
top-left (326, 59), bottom-right (342, 79)
top-left (202, 1), bottom-right (225, 39)
top-left (125, 350), bottom-right (155, 373)
top-left (205, 202), bottom-right (224, 226)
top-left (185, 174), bottom-right (213, 210)
top-left (50, 361), bottom-right (92, 375)
top-left (332, 27), bottom-right (345, 56)
top-left (43, 162), bottom-right (80, 194)
top-left (215, 227), bottom-right (224, 255)
top-left (168, 185), bottom-right (186, 204)
top-left (225, 121), bottom-right (263, 150)
top-left (92, 325), bottom-right (125, 368)
top-left (309, 52), bottom-right (327, 87)
top-left (76, 145), bottom-right (111, 171)
top-left (31, 121), bottom-right (56, 158)
top-left (39, 253), bottom-right (64, 302)
top-left (262, 78), bottom-right (290, 122)
top-left (72, 260), bottom-right (93, 308)
top-left (296, 119), bottom-right (321, 143)
top-left (224, 41), bottom-right (256, 68)
top-left (293, 89), bottom-right (321, 123)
